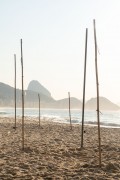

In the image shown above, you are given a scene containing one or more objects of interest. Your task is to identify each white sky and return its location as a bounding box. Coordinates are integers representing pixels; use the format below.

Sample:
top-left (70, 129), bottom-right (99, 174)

top-left (0, 0), bottom-right (120, 103)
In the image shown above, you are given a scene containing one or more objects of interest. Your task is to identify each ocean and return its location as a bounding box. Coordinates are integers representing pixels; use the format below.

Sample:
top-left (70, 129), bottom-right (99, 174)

top-left (0, 108), bottom-right (120, 128)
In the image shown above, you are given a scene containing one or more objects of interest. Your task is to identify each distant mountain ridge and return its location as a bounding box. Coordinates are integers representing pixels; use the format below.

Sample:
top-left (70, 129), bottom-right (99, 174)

top-left (0, 81), bottom-right (119, 110)
top-left (86, 97), bottom-right (120, 111)
top-left (51, 97), bottom-right (82, 109)
top-left (0, 82), bottom-right (54, 107)
top-left (0, 81), bottom-right (82, 108)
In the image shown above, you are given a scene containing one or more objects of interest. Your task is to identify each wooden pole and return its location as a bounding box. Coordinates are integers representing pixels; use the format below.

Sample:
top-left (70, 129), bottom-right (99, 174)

top-left (14, 54), bottom-right (17, 129)
top-left (93, 19), bottom-right (101, 167)
top-left (21, 39), bottom-right (24, 150)
top-left (81, 28), bottom-right (88, 148)
top-left (68, 92), bottom-right (72, 130)
top-left (38, 94), bottom-right (40, 127)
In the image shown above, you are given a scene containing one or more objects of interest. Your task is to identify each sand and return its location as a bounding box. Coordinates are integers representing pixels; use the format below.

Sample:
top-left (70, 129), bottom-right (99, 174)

top-left (0, 117), bottom-right (120, 180)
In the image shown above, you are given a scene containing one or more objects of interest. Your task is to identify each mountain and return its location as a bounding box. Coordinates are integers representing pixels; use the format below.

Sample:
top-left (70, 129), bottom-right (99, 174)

top-left (85, 97), bottom-right (120, 111)
top-left (27, 80), bottom-right (51, 98)
top-left (50, 97), bottom-right (82, 109)
top-left (0, 82), bottom-right (54, 107)
top-left (1, 81), bottom-right (118, 110)
top-left (0, 82), bottom-right (82, 109)
top-left (27, 80), bottom-right (82, 108)
top-left (0, 82), bottom-right (21, 106)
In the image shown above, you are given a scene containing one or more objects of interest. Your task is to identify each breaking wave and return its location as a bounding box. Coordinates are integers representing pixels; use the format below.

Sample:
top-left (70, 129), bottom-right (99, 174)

top-left (0, 108), bottom-right (120, 128)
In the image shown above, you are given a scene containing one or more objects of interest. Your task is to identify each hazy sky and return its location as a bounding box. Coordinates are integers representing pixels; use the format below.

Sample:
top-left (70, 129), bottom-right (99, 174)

top-left (0, 0), bottom-right (120, 103)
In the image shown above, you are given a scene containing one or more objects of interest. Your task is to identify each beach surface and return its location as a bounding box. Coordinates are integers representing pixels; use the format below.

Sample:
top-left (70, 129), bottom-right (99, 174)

top-left (0, 117), bottom-right (120, 179)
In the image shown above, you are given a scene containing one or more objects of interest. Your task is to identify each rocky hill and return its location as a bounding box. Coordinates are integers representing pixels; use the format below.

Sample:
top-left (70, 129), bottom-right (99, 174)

top-left (27, 80), bottom-right (51, 98)
top-left (0, 82), bottom-right (54, 107)
top-left (0, 83), bottom-right (21, 106)
top-left (85, 97), bottom-right (120, 111)
top-left (0, 81), bottom-right (119, 110)
top-left (0, 82), bottom-right (82, 109)
top-left (52, 97), bottom-right (82, 109)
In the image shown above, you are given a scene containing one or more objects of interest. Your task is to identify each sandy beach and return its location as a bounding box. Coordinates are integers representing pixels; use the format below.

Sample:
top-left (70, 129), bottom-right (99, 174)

top-left (0, 117), bottom-right (120, 179)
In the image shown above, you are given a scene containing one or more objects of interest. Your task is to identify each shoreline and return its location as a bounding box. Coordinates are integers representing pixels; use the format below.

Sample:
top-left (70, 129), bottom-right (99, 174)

top-left (0, 117), bottom-right (120, 179)
top-left (1, 108), bottom-right (120, 129)
top-left (1, 115), bottom-right (120, 129)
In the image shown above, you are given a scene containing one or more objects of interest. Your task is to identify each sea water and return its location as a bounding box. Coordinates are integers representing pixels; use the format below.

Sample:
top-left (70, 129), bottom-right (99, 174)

top-left (0, 108), bottom-right (120, 128)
